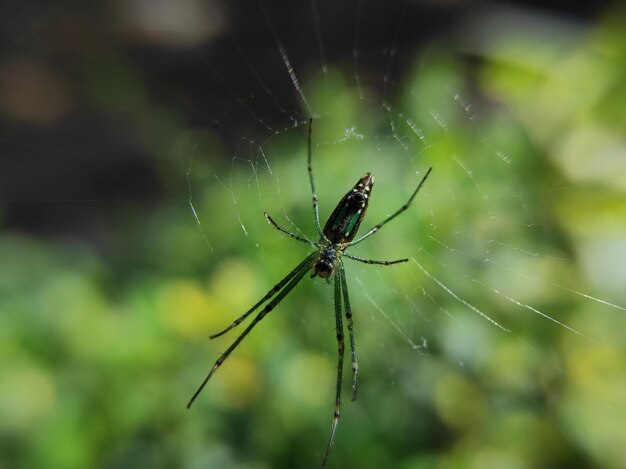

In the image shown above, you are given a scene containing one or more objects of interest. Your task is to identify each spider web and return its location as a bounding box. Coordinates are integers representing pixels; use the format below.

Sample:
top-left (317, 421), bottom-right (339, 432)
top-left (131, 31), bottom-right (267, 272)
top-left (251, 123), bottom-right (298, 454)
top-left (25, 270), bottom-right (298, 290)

top-left (2, 0), bottom-right (625, 467)
top-left (182, 1), bottom-right (626, 466)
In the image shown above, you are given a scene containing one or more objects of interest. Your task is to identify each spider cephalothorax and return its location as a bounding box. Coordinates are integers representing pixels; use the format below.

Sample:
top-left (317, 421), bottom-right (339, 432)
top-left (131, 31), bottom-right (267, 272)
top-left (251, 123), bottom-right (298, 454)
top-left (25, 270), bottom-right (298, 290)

top-left (188, 119), bottom-right (432, 468)
top-left (313, 244), bottom-right (337, 279)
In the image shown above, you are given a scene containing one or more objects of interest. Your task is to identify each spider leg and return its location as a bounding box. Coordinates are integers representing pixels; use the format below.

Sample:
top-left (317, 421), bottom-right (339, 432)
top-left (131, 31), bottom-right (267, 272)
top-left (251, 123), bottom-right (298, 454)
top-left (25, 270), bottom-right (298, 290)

top-left (321, 269), bottom-right (345, 468)
top-left (307, 118), bottom-right (325, 239)
top-left (343, 253), bottom-right (408, 266)
top-left (187, 259), bottom-right (312, 409)
top-left (347, 166), bottom-right (432, 247)
top-left (339, 266), bottom-right (358, 401)
top-left (264, 212), bottom-right (316, 246)
top-left (210, 252), bottom-right (317, 339)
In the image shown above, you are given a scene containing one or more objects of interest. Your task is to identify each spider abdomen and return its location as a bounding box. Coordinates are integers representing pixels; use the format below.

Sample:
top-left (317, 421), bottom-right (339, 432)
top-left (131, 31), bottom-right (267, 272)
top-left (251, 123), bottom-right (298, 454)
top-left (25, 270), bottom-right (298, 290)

top-left (322, 173), bottom-right (374, 244)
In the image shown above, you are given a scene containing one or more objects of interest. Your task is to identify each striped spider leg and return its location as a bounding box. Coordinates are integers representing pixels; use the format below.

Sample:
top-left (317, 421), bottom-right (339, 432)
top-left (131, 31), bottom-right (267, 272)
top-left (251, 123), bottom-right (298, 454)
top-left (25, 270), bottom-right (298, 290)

top-left (187, 118), bottom-right (432, 469)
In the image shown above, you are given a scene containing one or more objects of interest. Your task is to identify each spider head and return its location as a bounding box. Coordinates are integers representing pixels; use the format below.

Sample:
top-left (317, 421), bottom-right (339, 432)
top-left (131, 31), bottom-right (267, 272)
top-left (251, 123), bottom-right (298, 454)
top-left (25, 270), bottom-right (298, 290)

top-left (314, 258), bottom-right (335, 278)
top-left (313, 246), bottom-right (338, 279)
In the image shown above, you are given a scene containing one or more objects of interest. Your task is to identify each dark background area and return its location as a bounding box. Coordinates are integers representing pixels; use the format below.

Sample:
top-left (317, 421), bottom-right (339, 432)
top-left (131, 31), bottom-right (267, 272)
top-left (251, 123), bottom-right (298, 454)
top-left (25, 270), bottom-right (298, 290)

top-left (0, 0), bottom-right (613, 236)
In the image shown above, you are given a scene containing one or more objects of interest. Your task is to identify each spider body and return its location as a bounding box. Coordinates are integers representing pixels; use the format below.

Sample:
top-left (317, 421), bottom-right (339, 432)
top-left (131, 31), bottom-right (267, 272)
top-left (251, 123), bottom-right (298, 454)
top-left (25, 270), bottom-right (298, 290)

top-left (188, 119), bottom-right (431, 468)
top-left (314, 172), bottom-right (374, 279)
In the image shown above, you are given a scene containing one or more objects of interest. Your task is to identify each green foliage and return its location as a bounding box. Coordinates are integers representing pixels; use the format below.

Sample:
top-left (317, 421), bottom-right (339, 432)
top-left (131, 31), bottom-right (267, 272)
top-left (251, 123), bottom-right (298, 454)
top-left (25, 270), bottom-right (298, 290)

top-left (2, 9), bottom-right (626, 469)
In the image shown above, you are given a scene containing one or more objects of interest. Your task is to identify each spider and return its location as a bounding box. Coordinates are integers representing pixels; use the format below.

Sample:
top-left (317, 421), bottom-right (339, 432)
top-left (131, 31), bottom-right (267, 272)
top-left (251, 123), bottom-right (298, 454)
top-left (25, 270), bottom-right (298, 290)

top-left (187, 119), bottom-right (432, 468)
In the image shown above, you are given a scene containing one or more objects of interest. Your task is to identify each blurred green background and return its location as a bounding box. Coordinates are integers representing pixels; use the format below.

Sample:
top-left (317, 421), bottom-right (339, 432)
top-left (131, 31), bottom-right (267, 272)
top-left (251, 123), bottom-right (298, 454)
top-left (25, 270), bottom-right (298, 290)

top-left (1, 1), bottom-right (626, 468)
